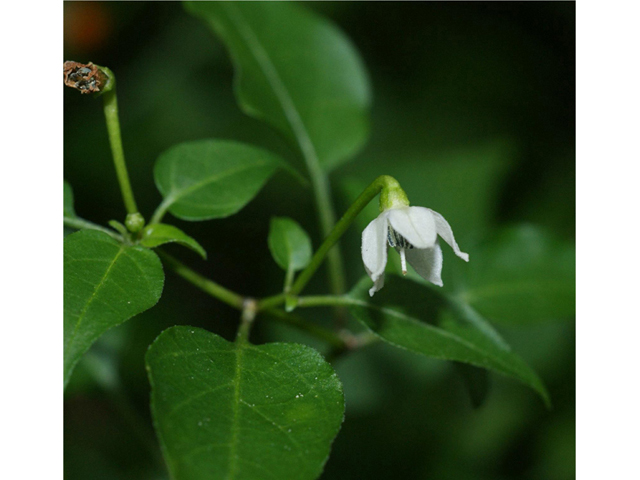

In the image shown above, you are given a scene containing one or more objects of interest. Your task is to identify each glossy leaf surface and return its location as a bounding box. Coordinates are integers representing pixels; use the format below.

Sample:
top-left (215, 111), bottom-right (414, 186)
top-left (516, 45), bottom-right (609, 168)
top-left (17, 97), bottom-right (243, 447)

top-left (64, 230), bottom-right (164, 387)
top-left (140, 223), bottom-right (207, 259)
top-left (347, 275), bottom-right (550, 406)
top-left (268, 217), bottom-right (313, 272)
top-left (154, 140), bottom-right (282, 221)
top-left (185, 1), bottom-right (371, 171)
top-left (147, 326), bottom-right (345, 480)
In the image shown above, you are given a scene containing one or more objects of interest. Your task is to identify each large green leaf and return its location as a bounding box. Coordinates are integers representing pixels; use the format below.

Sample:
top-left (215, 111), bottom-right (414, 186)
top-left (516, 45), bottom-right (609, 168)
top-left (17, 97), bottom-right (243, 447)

top-left (64, 230), bottom-right (164, 387)
top-left (140, 223), bottom-right (207, 259)
top-left (185, 1), bottom-right (371, 171)
top-left (154, 140), bottom-right (282, 221)
top-left (347, 275), bottom-right (549, 406)
top-left (268, 217), bottom-right (313, 272)
top-left (147, 326), bottom-right (344, 480)
top-left (455, 225), bottom-right (575, 324)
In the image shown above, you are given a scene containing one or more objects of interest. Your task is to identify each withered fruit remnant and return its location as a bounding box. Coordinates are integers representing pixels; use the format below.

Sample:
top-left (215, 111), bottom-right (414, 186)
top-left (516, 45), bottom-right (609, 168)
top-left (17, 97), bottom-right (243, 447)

top-left (63, 61), bottom-right (107, 94)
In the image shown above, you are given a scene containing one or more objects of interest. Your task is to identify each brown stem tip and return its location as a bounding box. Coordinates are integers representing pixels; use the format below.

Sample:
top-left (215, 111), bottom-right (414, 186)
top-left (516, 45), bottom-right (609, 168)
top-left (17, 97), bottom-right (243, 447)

top-left (63, 61), bottom-right (107, 94)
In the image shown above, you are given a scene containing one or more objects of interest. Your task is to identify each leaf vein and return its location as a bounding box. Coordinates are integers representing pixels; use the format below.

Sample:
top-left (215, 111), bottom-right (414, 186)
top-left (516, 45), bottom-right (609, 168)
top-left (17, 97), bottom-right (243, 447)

top-left (65, 244), bottom-right (126, 352)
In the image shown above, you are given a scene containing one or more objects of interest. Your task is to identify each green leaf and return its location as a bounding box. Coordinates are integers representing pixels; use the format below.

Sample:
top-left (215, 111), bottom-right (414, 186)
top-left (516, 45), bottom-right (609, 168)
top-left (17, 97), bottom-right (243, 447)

top-left (146, 326), bottom-right (345, 480)
top-left (154, 139), bottom-right (282, 221)
top-left (185, 1), bottom-right (371, 171)
top-left (140, 223), bottom-right (207, 259)
top-left (347, 275), bottom-right (550, 406)
top-left (64, 230), bottom-right (164, 387)
top-left (268, 217), bottom-right (313, 272)
top-left (64, 180), bottom-right (76, 218)
top-left (457, 225), bottom-right (575, 324)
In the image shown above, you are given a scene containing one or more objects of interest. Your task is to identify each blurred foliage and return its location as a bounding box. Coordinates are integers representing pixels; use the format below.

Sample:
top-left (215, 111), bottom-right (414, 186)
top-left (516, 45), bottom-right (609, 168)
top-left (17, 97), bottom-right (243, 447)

top-left (64, 2), bottom-right (575, 479)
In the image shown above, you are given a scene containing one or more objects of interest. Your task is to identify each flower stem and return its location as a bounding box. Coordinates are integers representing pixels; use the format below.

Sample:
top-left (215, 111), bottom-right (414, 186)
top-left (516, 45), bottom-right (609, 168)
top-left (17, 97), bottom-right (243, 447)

top-left (290, 175), bottom-right (402, 297)
top-left (100, 71), bottom-right (140, 218)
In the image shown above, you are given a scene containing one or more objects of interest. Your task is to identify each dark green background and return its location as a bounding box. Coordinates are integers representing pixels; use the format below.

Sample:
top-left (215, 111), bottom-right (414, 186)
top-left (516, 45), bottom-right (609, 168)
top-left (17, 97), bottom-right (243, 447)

top-left (64, 2), bottom-right (575, 479)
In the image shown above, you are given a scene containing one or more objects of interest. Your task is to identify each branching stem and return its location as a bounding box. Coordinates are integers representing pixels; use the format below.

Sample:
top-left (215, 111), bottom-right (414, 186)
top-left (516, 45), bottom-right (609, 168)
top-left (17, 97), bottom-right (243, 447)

top-left (67, 173), bottom-right (404, 350)
top-left (156, 252), bottom-right (348, 349)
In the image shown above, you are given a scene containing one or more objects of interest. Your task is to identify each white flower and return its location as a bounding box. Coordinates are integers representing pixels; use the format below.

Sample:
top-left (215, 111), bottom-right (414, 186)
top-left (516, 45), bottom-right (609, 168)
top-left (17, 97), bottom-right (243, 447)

top-left (361, 206), bottom-right (469, 296)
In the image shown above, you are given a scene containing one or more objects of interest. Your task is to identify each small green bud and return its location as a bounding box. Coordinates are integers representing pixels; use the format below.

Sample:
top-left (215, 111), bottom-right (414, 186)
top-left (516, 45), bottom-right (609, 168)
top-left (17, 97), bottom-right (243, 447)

top-left (125, 213), bottom-right (145, 233)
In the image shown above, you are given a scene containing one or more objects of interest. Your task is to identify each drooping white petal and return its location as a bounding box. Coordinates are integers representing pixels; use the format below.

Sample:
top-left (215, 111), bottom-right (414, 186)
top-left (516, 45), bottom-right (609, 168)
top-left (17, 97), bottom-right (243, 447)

top-left (406, 244), bottom-right (444, 286)
top-left (365, 266), bottom-right (385, 297)
top-left (361, 213), bottom-right (389, 282)
top-left (387, 206), bottom-right (437, 249)
top-left (428, 209), bottom-right (469, 262)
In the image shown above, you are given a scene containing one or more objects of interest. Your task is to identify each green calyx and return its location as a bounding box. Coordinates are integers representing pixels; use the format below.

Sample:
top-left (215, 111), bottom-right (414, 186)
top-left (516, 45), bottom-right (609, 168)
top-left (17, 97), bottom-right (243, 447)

top-left (92, 64), bottom-right (116, 96)
top-left (378, 175), bottom-right (410, 212)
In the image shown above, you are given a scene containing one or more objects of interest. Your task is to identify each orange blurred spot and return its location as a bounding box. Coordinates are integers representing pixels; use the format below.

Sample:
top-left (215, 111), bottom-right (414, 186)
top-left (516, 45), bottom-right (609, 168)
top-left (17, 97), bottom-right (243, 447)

top-left (64, 2), bottom-right (112, 52)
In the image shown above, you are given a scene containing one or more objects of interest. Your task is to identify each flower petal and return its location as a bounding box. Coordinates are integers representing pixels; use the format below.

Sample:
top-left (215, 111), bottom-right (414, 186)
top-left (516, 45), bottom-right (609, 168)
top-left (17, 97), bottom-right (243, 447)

top-left (365, 267), bottom-right (385, 297)
top-left (361, 213), bottom-right (388, 282)
top-left (429, 209), bottom-right (469, 261)
top-left (406, 244), bottom-right (444, 287)
top-left (387, 206), bottom-right (437, 249)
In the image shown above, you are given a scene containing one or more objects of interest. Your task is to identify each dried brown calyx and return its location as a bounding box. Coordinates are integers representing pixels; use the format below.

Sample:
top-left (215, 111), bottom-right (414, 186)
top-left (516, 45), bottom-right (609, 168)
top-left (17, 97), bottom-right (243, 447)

top-left (63, 61), bottom-right (108, 94)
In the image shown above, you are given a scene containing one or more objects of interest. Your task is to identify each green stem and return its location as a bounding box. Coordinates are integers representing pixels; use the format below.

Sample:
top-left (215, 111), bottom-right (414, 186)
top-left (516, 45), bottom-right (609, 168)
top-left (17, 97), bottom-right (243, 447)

top-left (237, 299), bottom-right (257, 344)
top-left (157, 251), bottom-right (350, 349)
top-left (283, 266), bottom-right (295, 294)
top-left (257, 293), bottom-right (285, 311)
top-left (296, 295), bottom-right (354, 308)
top-left (149, 197), bottom-right (172, 225)
top-left (290, 175), bottom-right (401, 297)
top-left (157, 251), bottom-right (245, 310)
top-left (64, 216), bottom-right (123, 241)
top-left (159, 175), bottom-right (402, 314)
top-left (101, 76), bottom-right (139, 216)
top-left (257, 175), bottom-right (402, 311)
